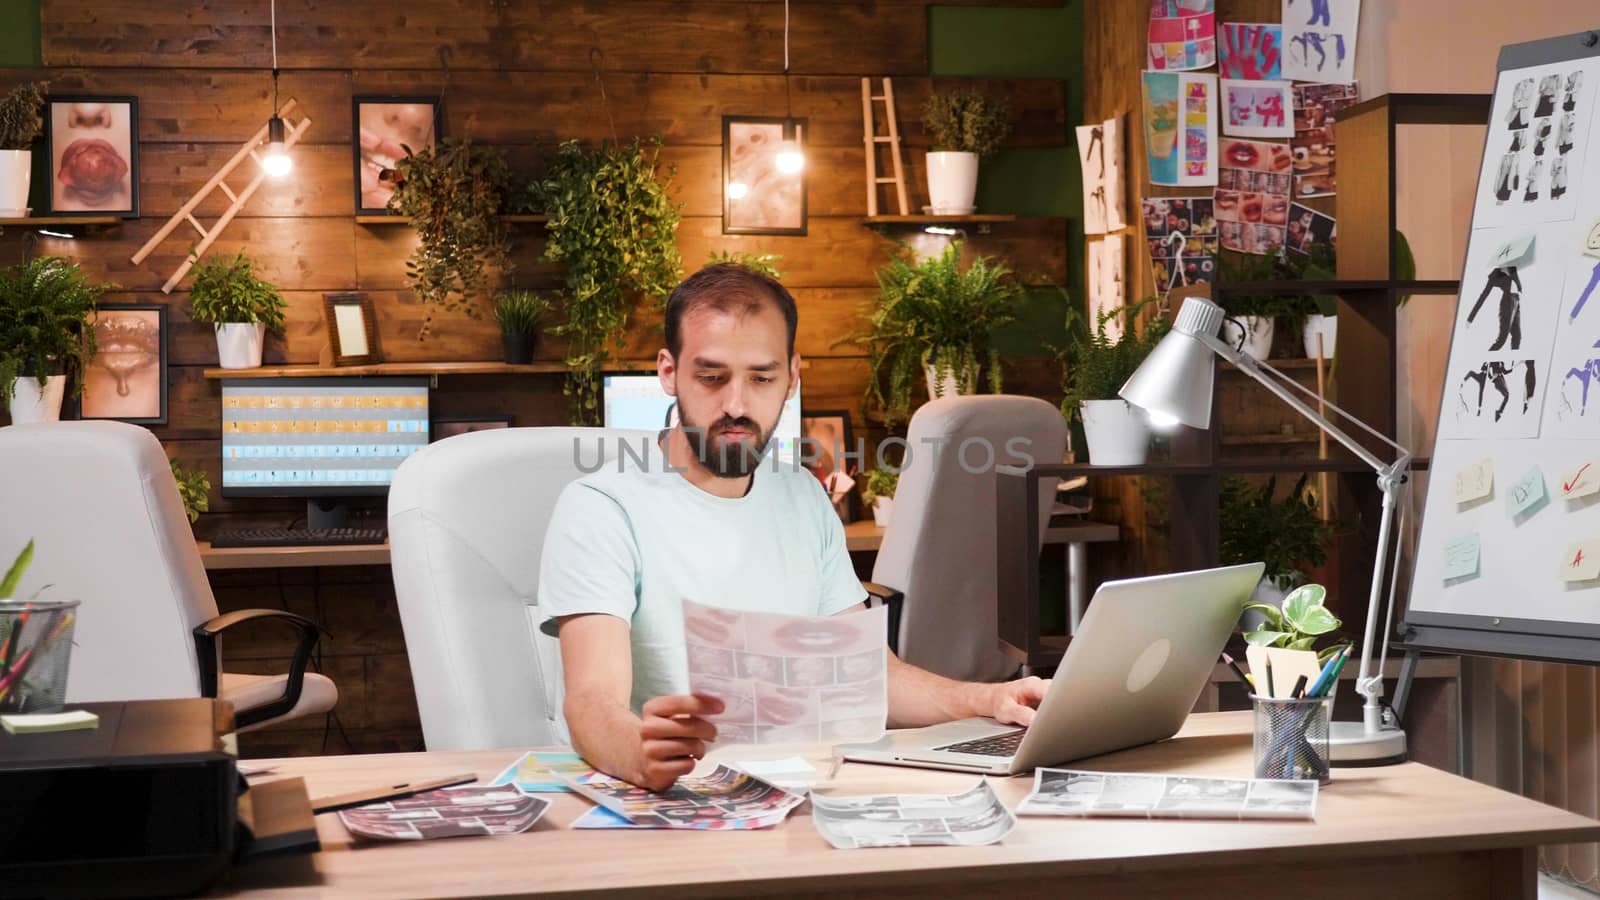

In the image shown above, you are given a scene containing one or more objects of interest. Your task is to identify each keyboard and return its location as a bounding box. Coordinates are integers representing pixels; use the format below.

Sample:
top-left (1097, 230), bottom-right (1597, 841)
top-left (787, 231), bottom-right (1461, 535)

top-left (210, 527), bottom-right (388, 548)
top-left (933, 729), bottom-right (1027, 757)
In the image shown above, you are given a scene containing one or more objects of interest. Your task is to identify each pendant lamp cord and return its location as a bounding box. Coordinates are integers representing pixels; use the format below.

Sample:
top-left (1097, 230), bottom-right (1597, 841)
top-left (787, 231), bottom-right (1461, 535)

top-left (270, 0), bottom-right (280, 115)
top-left (783, 0), bottom-right (792, 120)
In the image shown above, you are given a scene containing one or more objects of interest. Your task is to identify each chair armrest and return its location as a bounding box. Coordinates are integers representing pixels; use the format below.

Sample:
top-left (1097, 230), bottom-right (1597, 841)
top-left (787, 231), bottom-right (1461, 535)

top-left (193, 609), bottom-right (324, 730)
top-left (861, 582), bottom-right (903, 656)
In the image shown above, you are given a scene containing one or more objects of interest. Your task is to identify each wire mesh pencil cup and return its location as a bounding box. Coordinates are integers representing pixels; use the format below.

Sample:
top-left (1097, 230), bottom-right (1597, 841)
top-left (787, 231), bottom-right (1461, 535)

top-left (1251, 694), bottom-right (1332, 784)
top-left (0, 599), bottom-right (80, 714)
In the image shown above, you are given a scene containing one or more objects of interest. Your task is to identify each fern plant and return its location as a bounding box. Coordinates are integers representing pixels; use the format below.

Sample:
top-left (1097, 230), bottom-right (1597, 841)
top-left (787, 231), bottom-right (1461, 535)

top-left (921, 89), bottom-right (1012, 158)
top-left (187, 251), bottom-right (287, 331)
top-left (493, 289), bottom-right (550, 335)
top-left (533, 138), bottom-right (683, 424)
top-left (846, 242), bottom-right (1019, 426)
top-left (1219, 474), bottom-right (1331, 591)
top-left (169, 459), bottom-right (210, 524)
top-left (0, 81), bottom-right (46, 150)
top-left (1057, 297), bottom-right (1172, 422)
top-left (0, 257), bottom-right (110, 403)
top-left (707, 250), bottom-right (783, 280)
top-left (389, 137), bottom-right (514, 337)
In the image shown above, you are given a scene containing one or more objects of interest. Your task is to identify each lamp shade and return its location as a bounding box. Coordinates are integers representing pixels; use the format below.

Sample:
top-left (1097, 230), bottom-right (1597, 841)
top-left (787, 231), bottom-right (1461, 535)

top-left (1118, 297), bottom-right (1228, 429)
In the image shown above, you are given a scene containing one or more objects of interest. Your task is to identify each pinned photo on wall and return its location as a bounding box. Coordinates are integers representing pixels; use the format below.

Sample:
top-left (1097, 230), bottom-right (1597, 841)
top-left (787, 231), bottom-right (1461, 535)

top-left (1285, 203), bottom-right (1335, 255)
top-left (1222, 80), bottom-right (1294, 139)
top-left (1537, 235), bottom-right (1600, 439)
top-left (1142, 71), bottom-right (1218, 187)
top-left (1291, 82), bottom-right (1358, 198)
top-left (1218, 23), bottom-right (1282, 81)
top-left (1453, 228), bottom-right (1565, 372)
top-left (1281, 0), bottom-right (1359, 85)
top-left (1474, 59), bottom-right (1599, 230)
top-left (1148, 0), bottom-right (1216, 72)
top-left (1077, 116), bottom-right (1128, 235)
top-left (1443, 357), bottom-right (1544, 440)
top-left (1142, 197), bottom-right (1217, 298)
top-left (1215, 138), bottom-right (1293, 254)
top-left (1088, 234), bottom-right (1127, 343)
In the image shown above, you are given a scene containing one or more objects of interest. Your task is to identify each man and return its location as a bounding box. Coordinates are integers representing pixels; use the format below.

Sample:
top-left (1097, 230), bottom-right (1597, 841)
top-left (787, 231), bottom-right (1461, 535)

top-left (540, 264), bottom-right (1048, 791)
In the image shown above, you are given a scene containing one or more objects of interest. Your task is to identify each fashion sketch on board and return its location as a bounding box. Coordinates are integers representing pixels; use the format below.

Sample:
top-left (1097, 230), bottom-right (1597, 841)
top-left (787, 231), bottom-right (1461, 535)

top-left (1466, 265), bottom-right (1525, 351)
top-left (1458, 361), bottom-right (1537, 423)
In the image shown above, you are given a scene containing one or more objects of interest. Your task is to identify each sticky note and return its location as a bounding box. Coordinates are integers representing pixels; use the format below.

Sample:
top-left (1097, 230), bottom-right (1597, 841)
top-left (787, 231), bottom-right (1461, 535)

top-left (1455, 459), bottom-right (1494, 504)
top-left (1442, 533), bottom-right (1481, 581)
top-left (1507, 466), bottom-right (1548, 518)
top-left (1565, 540), bottom-right (1600, 582)
top-left (1563, 462), bottom-right (1600, 500)
top-left (1, 710), bottom-right (98, 734)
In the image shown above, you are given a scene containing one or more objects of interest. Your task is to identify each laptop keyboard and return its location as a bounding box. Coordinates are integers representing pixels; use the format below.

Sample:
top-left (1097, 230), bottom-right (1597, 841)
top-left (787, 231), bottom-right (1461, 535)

top-left (932, 729), bottom-right (1027, 757)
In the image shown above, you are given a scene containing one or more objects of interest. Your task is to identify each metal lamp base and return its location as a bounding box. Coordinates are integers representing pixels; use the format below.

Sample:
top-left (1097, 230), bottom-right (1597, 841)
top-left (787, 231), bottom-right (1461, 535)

top-left (1328, 719), bottom-right (1407, 766)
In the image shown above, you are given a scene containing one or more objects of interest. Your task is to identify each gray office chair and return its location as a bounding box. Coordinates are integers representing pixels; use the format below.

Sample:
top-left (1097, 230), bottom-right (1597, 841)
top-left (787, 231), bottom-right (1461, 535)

top-left (871, 395), bottom-right (1066, 682)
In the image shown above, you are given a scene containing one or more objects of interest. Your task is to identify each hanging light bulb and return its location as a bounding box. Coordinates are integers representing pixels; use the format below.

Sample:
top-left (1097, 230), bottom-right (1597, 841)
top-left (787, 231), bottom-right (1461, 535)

top-left (263, 114), bottom-right (292, 177)
top-left (774, 0), bottom-right (805, 176)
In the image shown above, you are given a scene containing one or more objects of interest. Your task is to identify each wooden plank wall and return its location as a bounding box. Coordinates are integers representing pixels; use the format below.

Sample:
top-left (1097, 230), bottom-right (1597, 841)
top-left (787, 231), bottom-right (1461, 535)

top-left (1, 0), bottom-right (1069, 756)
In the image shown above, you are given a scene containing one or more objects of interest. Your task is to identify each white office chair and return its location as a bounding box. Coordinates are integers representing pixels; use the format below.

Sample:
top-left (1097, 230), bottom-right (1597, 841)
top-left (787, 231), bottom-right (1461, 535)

top-left (0, 421), bottom-right (336, 731)
top-left (388, 426), bottom-right (652, 751)
top-left (871, 395), bottom-right (1066, 683)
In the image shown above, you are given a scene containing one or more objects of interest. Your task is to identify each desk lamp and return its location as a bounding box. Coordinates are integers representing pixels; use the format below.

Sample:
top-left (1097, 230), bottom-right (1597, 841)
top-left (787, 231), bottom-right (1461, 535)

top-left (1120, 296), bottom-right (1409, 764)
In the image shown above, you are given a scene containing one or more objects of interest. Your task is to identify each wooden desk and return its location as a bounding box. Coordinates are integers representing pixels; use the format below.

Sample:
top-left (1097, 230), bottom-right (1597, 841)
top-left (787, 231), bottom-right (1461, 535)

top-left (217, 712), bottom-right (1595, 899)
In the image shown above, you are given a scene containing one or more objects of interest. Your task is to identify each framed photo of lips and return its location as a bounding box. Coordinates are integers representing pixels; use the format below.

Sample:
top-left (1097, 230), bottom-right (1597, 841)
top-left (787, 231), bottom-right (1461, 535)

top-left (353, 97), bottom-right (441, 215)
top-left (46, 96), bottom-right (139, 217)
top-left (77, 304), bottom-right (167, 425)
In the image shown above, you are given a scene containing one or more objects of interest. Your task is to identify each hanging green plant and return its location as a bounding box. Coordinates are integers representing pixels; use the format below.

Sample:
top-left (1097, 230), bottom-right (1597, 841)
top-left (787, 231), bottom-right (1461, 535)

top-left (532, 138), bottom-right (682, 424)
top-left (388, 137), bottom-right (514, 338)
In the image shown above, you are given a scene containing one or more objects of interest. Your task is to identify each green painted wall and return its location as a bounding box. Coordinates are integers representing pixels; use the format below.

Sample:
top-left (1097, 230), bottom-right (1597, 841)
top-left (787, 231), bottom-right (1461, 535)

top-left (929, 2), bottom-right (1082, 357)
top-left (0, 1), bottom-right (40, 67)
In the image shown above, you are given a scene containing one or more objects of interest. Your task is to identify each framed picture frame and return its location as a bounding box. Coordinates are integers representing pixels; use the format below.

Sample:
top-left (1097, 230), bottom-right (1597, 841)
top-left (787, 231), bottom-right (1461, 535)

top-left (324, 292), bottom-right (381, 366)
top-left (722, 115), bottom-right (808, 235)
top-left (78, 304), bottom-right (167, 425)
top-left (45, 95), bottom-right (140, 217)
top-left (432, 416), bottom-right (513, 442)
top-left (800, 408), bottom-right (857, 523)
top-left (353, 96), bottom-right (442, 215)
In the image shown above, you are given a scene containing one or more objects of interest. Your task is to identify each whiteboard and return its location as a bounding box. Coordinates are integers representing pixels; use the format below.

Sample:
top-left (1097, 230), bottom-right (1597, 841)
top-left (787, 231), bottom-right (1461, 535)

top-left (1407, 32), bottom-right (1600, 657)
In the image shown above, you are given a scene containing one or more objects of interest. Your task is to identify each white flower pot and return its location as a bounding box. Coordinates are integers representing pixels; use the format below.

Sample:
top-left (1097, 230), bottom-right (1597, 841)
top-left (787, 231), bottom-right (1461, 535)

top-left (1223, 315), bottom-right (1275, 362)
top-left (924, 360), bottom-right (978, 400)
top-left (0, 149), bottom-right (31, 218)
top-left (871, 496), bottom-right (894, 528)
top-left (1080, 399), bottom-right (1151, 466)
top-left (925, 151), bottom-right (979, 214)
top-left (215, 323), bottom-right (266, 369)
top-left (8, 376), bottom-right (65, 424)
top-left (1303, 314), bottom-right (1337, 361)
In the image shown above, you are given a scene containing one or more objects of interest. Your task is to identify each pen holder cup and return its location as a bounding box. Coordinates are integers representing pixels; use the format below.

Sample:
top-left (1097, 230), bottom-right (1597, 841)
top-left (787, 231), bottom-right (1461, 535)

top-left (1251, 694), bottom-right (1332, 785)
top-left (0, 599), bottom-right (80, 714)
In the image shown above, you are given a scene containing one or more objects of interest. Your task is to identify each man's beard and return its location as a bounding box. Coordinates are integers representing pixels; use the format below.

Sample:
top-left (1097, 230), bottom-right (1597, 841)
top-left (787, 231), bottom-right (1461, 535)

top-left (680, 409), bottom-right (774, 478)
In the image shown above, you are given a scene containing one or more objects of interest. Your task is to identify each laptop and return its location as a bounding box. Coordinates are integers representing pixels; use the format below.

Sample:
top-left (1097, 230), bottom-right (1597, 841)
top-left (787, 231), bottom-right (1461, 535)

top-left (837, 562), bottom-right (1265, 776)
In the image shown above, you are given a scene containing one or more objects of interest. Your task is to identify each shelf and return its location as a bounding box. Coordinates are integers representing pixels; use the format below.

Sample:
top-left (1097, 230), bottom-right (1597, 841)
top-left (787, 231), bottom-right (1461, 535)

top-left (1343, 92), bottom-right (1491, 126)
top-left (1220, 357), bottom-right (1324, 371)
top-left (0, 216), bottom-right (122, 228)
top-left (355, 214), bottom-right (549, 225)
top-left (1214, 279), bottom-right (1459, 296)
top-left (1219, 432), bottom-right (1322, 446)
top-left (1005, 457), bottom-right (1430, 478)
top-left (863, 214), bottom-right (1017, 224)
top-left (202, 360), bottom-right (656, 379)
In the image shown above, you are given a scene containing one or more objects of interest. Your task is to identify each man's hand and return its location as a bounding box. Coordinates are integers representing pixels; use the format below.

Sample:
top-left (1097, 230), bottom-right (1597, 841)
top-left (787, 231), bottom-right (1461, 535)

top-left (986, 676), bottom-right (1050, 727)
top-left (630, 694), bottom-right (724, 791)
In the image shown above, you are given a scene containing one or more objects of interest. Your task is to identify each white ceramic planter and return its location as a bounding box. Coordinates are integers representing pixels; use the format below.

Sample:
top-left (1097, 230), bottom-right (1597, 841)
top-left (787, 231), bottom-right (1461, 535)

top-left (8, 376), bottom-right (64, 424)
top-left (1080, 399), bottom-right (1152, 466)
top-left (925, 151), bottom-right (978, 214)
top-left (1303, 314), bottom-right (1337, 361)
top-left (871, 496), bottom-right (894, 527)
top-left (1223, 315), bottom-right (1275, 362)
top-left (0, 149), bottom-right (30, 218)
top-left (924, 361), bottom-right (978, 400)
top-left (215, 323), bottom-right (266, 369)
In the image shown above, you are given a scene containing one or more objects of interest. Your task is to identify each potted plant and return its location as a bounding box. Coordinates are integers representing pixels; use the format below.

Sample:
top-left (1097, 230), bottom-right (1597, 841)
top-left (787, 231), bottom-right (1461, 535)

top-left (0, 81), bottom-right (46, 218)
top-left (493, 289), bottom-right (550, 365)
top-left (849, 242), bottom-right (1019, 425)
top-left (1058, 297), bottom-right (1172, 466)
top-left (1242, 583), bottom-right (1349, 663)
top-left (0, 257), bottom-right (108, 423)
top-left (920, 89), bottom-right (1011, 215)
top-left (1219, 474), bottom-right (1331, 618)
top-left (389, 137), bottom-right (515, 339)
top-left (533, 138), bottom-right (682, 423)
top-left (1274, 242), bottom-right (1339, 360)
top-left (187, 250), bottom-right (287, 369)
top-left (169, 458), bottom-right (210, 524)
top-left (861, 468), bottom-right (900, 527)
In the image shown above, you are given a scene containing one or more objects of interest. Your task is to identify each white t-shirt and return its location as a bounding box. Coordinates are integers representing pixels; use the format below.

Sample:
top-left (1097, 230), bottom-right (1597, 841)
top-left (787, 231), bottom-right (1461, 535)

top-left (538, 446), bottom-right (868, 712)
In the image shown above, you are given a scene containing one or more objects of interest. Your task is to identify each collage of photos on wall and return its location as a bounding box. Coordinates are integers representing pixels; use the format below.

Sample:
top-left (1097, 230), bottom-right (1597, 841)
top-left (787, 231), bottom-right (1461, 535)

top-left (1143, 197), bottom-right (1218, 295)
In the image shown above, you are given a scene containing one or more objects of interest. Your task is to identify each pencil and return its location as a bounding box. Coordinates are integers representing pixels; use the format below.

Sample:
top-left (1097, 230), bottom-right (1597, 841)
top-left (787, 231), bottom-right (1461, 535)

top-left (1265, 658), bottom-right (1276, 699)
top-left (1220, 652), bottom-right (1253, 690)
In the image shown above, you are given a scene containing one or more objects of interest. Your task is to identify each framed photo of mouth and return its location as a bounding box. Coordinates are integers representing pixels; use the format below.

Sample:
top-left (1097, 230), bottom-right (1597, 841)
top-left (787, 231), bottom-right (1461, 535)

top-left (353, 97), bottom-right (441, 216)
top-left (46, 96), bottom-right (139, 217)
top-left (77, 304), bottom-right (167, 425)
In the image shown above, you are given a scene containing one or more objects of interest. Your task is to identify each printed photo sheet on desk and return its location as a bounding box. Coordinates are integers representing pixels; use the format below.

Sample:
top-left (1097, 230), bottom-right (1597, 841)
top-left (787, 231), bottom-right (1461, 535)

top-left (1412, 52), bottom-right (1600, 626)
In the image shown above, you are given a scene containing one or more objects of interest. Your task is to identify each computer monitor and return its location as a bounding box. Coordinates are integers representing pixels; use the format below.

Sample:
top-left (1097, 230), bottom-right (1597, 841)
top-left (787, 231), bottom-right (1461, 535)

top-left (601, 373), bottom-right (802, 460)
top-left (220, 377), bottom-right (430, 528)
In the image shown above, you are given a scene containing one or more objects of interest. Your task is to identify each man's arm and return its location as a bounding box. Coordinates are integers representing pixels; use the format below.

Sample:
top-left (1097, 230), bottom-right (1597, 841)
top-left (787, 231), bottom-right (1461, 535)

top-left (559, 613), bottom-right (723, 792)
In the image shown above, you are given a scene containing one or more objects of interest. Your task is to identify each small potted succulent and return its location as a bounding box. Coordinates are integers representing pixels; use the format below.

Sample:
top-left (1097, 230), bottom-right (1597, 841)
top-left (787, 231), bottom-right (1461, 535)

top-left (861, 468), bottom-right (900, 528)
top-left (1059, 297), bottom-right (1172, 466)
top-left (920, 89), bottom-right (1011, 215)
top-left (187, 251), bottom-right (288, 369)
top-left (493, 289), bottom-right (550, 365)
top-left (0, 257), bottom-right (107, 423)
top-left (0, 81), bottom-right (46, 217)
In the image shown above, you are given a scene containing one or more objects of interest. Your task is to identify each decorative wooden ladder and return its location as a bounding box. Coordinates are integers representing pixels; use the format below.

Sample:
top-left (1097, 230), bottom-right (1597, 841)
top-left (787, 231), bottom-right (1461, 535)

top-left (860, 77), bottom-right (909, 216)
top-left (130, 98), bottom-right (312, 293)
